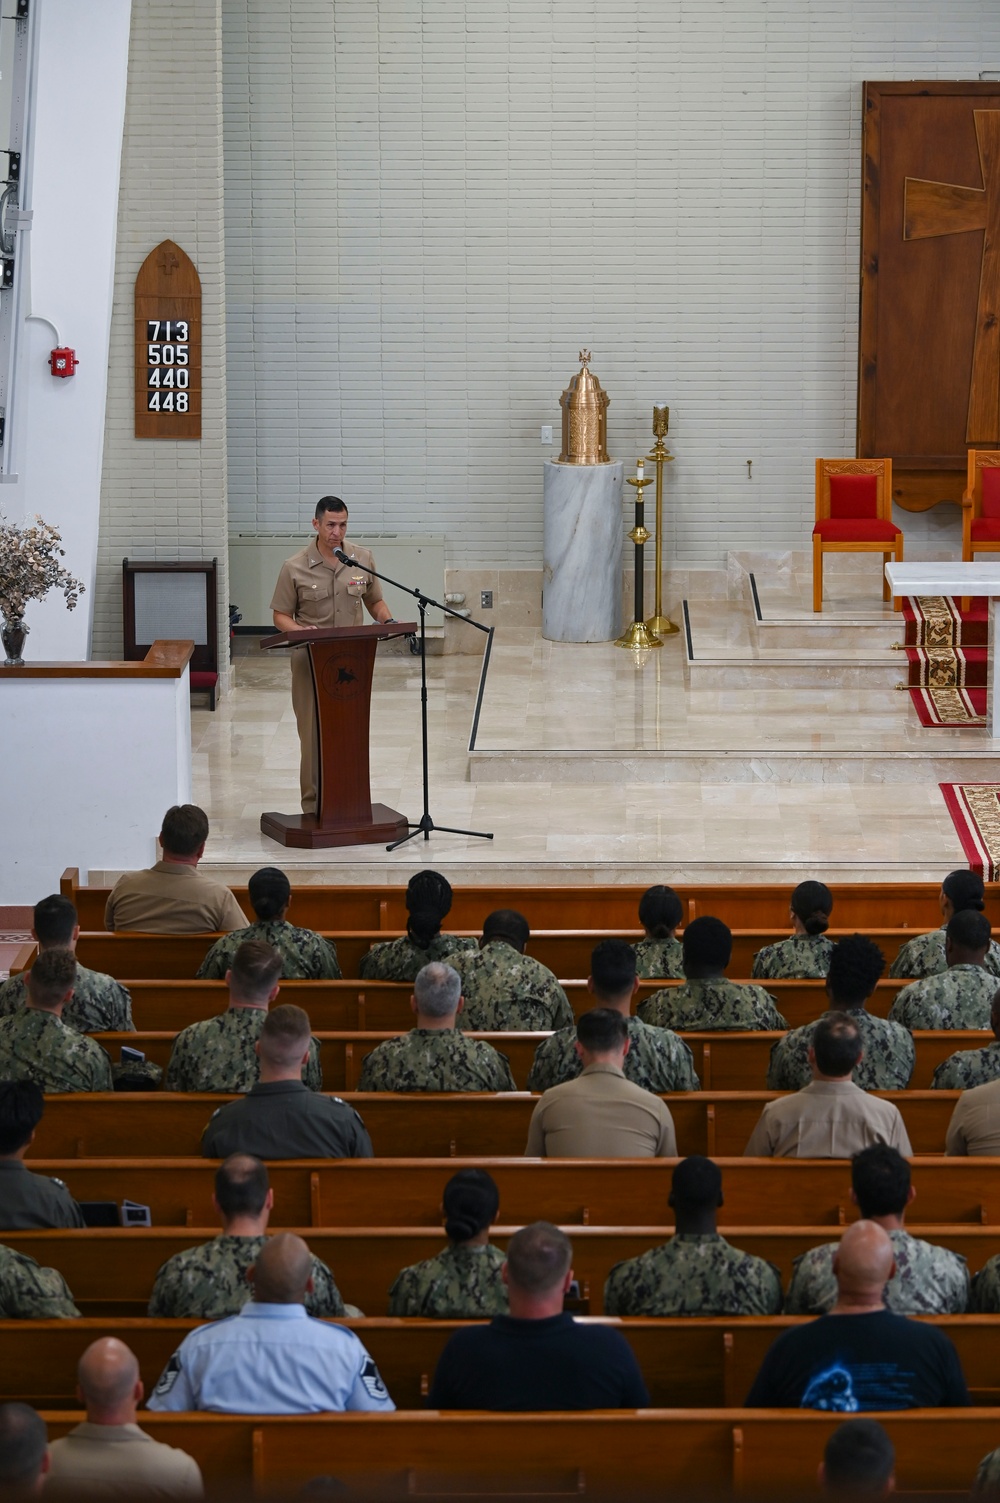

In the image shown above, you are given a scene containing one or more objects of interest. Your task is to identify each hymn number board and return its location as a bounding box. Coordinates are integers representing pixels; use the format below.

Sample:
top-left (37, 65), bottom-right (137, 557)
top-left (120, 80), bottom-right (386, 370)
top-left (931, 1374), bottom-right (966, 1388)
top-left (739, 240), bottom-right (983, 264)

top-left (134, 239), bottom-right (201, 439)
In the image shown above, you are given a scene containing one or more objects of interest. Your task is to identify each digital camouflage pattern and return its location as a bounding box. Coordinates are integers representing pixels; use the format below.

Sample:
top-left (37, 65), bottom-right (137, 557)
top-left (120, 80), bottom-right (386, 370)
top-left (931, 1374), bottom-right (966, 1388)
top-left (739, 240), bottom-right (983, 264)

top-left (766, 1009), bottom-right (915, 1091)
top-left (633, 937), bottom-right (684, 979)
top-left (165, 1007), bottom-right (323, 1093)
top-left (603, 1233), bottom-right (782, 1317)
top-left (784, 1228), bottom-right (969, 1315)
top-left (196, 919), bottom-right (342, 980)
top-left (358, 933), bottom-right (478, 982)
top-left (973, 1448), bottom-right (1000, 1495)
top-left (0, 964), bottom-right (134, 1034)
top-left (889, 926), bottom-right (1000, 980)
top-left (388, 1242), bottom-right (509, 1317)
top-left (0, 1244), bottom-right (80, 1318)
top-left (888, 964), bottom-right (998, 1030)
top-left (526, 1014), bottom-right (700, 1093)
top-left (0, 1008), bottom-right (113, 1093)
top-left (356, 1028), bottom-right (516, 1092)
top-left (637, 978), bottom-right (787, 1032)
top-left (968, 1253), bottom-right (1000, 1312)
top-left (147, 1233), bottom-right (346, 1319)
top-left (446, 940), bottom-right (573, 1032)
top-left (751, 934), bottom-right (835, 981)
top-left (932, 1040), bottom-right (1000, 1090)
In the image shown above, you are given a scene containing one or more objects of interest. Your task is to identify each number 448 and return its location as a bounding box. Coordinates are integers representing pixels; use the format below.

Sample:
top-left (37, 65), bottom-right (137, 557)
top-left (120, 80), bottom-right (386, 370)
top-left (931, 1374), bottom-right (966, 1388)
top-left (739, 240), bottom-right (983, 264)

top-left (147, 391), bottom-right (189, 412)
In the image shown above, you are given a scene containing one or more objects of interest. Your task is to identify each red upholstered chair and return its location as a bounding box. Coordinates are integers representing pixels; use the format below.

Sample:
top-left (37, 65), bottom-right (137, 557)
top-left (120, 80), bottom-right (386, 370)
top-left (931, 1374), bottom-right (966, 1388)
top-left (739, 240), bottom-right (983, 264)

top-left (812, 457), bottom-right (901, 612)
top-left (962, 450), bottom-right (1000, 562)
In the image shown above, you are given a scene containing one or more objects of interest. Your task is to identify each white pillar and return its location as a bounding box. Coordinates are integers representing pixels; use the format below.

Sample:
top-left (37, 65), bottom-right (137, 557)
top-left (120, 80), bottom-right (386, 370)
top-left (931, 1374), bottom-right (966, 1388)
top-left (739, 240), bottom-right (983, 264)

top-left (542, 460), bottom-right (624, 642)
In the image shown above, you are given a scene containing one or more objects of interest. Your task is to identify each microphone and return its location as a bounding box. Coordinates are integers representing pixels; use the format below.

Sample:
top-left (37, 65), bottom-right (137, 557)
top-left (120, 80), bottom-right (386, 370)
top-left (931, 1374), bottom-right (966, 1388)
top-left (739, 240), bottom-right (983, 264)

top-left (334, 548), bottom-right (359, 566)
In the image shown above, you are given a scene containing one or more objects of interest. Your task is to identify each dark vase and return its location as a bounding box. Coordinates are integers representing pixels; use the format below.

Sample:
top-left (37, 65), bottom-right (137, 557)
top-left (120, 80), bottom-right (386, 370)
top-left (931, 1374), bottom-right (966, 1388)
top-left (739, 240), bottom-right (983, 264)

top-left (1, 614), bottom-right (27, 665)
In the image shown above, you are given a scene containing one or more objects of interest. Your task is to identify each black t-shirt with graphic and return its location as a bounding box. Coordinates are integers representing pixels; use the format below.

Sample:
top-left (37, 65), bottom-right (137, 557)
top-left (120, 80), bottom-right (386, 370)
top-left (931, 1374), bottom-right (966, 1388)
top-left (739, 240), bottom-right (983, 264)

top-left (745, 1310), bottom-right (969, 1410)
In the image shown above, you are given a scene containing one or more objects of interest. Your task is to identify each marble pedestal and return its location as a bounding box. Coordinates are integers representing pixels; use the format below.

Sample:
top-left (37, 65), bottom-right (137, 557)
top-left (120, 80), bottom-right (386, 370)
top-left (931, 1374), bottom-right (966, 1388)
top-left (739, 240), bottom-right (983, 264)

top-left (542, 459), bottom-right (623, 642)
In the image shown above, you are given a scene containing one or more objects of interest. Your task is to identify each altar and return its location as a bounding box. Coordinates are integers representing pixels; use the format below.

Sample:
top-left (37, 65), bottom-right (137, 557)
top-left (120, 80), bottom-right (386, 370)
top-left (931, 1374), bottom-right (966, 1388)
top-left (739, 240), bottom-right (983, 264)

top-left (885, 562), bottom-right (1000, 736)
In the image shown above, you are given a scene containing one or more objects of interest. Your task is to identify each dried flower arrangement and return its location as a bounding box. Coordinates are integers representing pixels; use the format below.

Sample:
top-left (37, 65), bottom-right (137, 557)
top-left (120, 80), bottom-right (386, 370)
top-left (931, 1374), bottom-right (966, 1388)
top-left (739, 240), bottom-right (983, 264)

top-left (0, 512), bottom-right (84, 620)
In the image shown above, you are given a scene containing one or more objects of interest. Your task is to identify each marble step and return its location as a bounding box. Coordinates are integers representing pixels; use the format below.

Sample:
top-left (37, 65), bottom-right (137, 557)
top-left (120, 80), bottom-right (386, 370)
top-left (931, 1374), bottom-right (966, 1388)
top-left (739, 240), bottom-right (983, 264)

top-left (682, 602), bottom-right (906, 689)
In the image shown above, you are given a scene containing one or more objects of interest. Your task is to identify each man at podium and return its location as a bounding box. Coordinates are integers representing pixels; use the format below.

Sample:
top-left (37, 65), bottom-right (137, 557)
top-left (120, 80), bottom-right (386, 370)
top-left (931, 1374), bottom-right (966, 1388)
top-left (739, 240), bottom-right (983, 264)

top-left (270, 497), bottom-right (395, 814)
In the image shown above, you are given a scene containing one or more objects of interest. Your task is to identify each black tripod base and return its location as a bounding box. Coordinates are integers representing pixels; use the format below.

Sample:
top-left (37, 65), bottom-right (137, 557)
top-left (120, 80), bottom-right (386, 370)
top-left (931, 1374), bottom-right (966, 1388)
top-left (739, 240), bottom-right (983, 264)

top-left (387, 814), bottom-right (494, 852)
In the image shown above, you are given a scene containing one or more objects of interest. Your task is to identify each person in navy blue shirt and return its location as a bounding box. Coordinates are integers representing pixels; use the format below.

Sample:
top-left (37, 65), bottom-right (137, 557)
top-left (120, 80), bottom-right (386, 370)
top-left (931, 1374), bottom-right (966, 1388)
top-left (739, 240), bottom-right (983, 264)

top-left (746, 1221), bottom-right (968, 1411)
top-left (428, 1222), bottom-right (649, 1411)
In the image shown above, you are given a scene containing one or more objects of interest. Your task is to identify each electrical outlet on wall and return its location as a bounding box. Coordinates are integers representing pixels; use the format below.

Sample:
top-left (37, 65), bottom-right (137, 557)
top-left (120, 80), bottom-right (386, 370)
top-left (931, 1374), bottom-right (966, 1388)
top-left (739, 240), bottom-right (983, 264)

top-left (481, 590), bottom-right (493, 609)
top-left (540, 425), bottom-right (553, 444)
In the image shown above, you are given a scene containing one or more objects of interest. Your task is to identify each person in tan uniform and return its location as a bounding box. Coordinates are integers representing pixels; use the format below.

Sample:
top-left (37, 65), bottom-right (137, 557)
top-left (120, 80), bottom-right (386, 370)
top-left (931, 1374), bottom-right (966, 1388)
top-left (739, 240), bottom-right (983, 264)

top-left (270, 496), bottom-right (395, 814)
top-left (524, 1008), bottom-right (676, 1158)
top-left (744, 1013), bottom-right (912, 1159)
top-left (945, 1074), bottom-right (1000, 1155)
top-left (104, 805), bottom-right (248, 934)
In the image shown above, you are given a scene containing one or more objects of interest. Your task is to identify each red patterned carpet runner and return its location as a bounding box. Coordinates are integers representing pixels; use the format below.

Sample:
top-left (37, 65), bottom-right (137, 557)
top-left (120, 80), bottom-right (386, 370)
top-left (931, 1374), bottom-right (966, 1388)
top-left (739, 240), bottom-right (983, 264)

top-left (901, 597), bottom-right (988, 726)
top-left (940, 783), bottom-right (1000, 879)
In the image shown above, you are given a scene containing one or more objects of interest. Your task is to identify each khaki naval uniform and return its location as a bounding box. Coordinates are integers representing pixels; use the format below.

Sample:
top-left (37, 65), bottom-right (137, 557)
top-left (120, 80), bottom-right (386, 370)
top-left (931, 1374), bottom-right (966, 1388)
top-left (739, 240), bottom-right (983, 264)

top-left (46, 1422), bottom-right (204, 1497)
top-left (105, 862), bottom-right (248, 935)
top-left (945, 1076), bottom-right (1000, 1155)
top-left (525, 1061), bottom-right (676, 1158)
top-left (269, 538), bottom-right (385, 813)
top-left (743, 1078), bottom-right (913, 1159)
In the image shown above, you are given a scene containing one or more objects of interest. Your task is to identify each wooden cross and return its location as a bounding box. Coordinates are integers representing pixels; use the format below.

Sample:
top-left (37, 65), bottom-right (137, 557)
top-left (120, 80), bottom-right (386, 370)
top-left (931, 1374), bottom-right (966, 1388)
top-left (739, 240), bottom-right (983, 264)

top-left (904, 109), bottom-right (1000, 444)
top-left (157, 248), bottom-right (179, 277)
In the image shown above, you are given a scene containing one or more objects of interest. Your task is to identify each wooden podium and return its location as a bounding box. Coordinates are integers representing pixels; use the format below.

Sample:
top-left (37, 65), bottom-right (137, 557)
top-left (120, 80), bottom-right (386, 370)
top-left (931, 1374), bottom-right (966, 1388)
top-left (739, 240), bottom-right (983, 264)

top-left (259, 622), bottom-right (415, 848)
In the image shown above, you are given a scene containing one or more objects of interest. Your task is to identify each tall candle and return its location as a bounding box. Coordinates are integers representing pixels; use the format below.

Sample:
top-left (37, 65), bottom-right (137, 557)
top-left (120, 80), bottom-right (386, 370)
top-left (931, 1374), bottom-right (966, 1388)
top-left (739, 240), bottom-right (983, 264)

top-left (636, 460), bottom-right (644, 480)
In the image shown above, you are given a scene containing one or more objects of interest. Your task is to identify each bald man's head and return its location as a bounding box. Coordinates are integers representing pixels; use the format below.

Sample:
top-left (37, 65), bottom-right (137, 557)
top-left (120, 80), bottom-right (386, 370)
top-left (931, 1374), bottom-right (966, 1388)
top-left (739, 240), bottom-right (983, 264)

top-left (77, 1338), bottom-right (141, 1423)
top-left (249, 1233), bottom-right (313, 1304)
top-left (832, 1221), bottom-right (895, 1307)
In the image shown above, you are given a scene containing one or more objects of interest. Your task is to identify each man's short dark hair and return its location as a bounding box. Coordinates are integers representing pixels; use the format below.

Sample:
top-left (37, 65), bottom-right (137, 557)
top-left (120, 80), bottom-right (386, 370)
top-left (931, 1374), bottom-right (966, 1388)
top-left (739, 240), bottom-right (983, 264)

top-left (813, 1012), bottom-right (862, 1077)
top-left (576, 1007), bottom-right (628, 1054)
top-left (215, 1153), bottom-right (270, 1219)
top-left (482, 909), bottom-right (529, 951)
top-left (32, 894), bottom-right (77, 948)
top-left (159, 804), bottom-right (209, 858)
top-left (26, 948), bottom-right (76, 1010)
top-left (504, 1222), bottom-right (572, 1296)
top-left (851, 1144), bottom-right (910, 1219)
top-left (230, 940), bottom-right (283, 1001)
top-left (682, 916), bottom-right (732, 976)
top-left (590, 938), bottom-right (637, 999)
top-left (638, 885), bottom-right (683, 937)
top-left (259, 1003), bottom-right (312, 1068)
top-left (827, 935), bottom-right (885, 1010)
top-left (670, 1155), bottom-right (723, 1212)
top-left (315, 496), bottom-right (347, 518)
top-left (0, 1082), bottom-right (44, 1155)
top-left (248, 867), bottom-right (291, 922)
top-left (0, 1402), bottom-right (47, 1488)
top-left (947, 908), bottom-right (991, 955)
top-left (823, 1418), bottom-right (895, 1496)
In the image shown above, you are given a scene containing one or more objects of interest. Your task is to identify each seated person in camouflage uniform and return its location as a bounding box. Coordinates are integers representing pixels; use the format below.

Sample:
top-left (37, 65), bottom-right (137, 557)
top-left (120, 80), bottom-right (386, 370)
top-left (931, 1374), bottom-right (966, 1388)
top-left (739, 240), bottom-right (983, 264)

top-left (0, 1082), bottom-right (84, 1230)
top-left (933, 988), bottom-right (1000, 1089)
top-left (632, 886), bottom-right (685, 979)
top-left (445, 910), bottom-right (572, 1032)
top-left (149, 1153), bottom-right (353, 1318)
top-left (357, 963), bottom-right (515, 1092)
top-left (603, 1155), bottom-right (781, 1316)
top-left (768, 935), bottom-right (914, 1091)
top-left (889, 911), bottom-right (997, 1031)
top-left (0, 894), bottom-right (133, 1034)
top-left (388, 1168), bottom-right (508, 1317)
top-left (201, 1005), bottom-right (373, 1160)
top-left (784, 1145), bottom-right (968, 1314)
top-left (752, 880), bottom-right (835, 980)
top-left (0, 1243), bottom-right (79, 1318)
top-left (358, 870), bottom-right (476, 982)
top-left (166, 940), bottom-right (322, 1092)
top-left (822, 1419), bottom-right (896, 1501)
top-left (0, 950), bottom-right (112, 1094)
top-left (528, 939), bottom-right (698, 1093)
top-left (196, 866), bottom-right (341, 981)
top-left (890, 868), bottom-right (1000, 979)
top-left (0, 1403), bottom-right (49, 1497)
top-left (637, 916), bottom-right (787, 1032)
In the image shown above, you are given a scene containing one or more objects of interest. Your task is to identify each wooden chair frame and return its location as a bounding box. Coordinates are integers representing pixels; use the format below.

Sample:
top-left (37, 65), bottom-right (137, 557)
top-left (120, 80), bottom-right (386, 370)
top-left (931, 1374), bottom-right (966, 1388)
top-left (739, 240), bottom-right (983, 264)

top-left (962, 449), bottom-right (1000, 561)
top-left (812, 457), bottom-right (900, 612)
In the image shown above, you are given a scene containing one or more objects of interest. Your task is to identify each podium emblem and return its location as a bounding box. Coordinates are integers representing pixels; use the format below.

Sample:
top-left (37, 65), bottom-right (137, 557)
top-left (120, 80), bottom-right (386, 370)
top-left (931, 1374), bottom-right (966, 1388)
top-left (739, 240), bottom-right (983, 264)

top-left (321, 655), bottom-right (363, 699)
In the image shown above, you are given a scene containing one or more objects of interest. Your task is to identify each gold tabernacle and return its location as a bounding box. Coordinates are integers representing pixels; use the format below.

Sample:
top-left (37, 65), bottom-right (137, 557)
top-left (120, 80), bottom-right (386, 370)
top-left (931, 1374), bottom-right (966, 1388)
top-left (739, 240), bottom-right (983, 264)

top-left (646, 404), bottom-right (678, 636)
top-left (556, 350), bottom-right (610, 464)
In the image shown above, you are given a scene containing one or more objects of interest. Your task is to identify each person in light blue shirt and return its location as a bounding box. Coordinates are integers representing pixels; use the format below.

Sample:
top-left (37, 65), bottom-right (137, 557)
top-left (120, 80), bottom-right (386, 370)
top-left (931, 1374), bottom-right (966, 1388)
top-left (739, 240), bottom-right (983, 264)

top-left (147, 1234), bottom-right (394, 1416)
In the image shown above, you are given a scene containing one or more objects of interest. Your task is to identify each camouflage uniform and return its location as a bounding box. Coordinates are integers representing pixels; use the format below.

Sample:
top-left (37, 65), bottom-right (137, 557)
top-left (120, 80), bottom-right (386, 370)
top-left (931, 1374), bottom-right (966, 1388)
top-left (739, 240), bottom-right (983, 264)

top-left (766, 1009), bottom-right (915, 1091)
top-left (165, 1007), bottom-right (323, 1093)
top-left (633, 937), bottom-right (684, 979)
top-left (446, 940), bottom-right (573, 1032)
top-left (527, 1014), bottom-right (700, 1093)
top-left (388, 1242), bottom-right (509, 1317)
top-left (784, 1228), bottom-right (969, 1315)
top-left (974, 1448), bottom-right (1000, 1495)
top-left (751, 934), bottom-right (835, 981)
top-left (0, 1244), bottom-right (80, 1318)
top-left (147, 1233), bottom-right (346, 1319)
top-left (196, 919), bottom-right (342, 981)
top-left (0, 1009), bottom-right (113, 1093)
top-left (932, 1040), bottom-right (1000, 1090)
top-left (888, 964), bottom-right (998, 1030)
top-left (0, 965), bottom-right (134, 1034)
top-left (356, 1028), bottom-right (516, 1092)
top-left (889, 926), bottom-right (1000, 980)
top-left (358, 933), bottom-right (478, 983)
top-left (968, 1253), bottom-right (1000, 1312)
top-left (603, 1233), bottom-right (782, 1317)
top-left (637, 978), bottom-right (787, 1032)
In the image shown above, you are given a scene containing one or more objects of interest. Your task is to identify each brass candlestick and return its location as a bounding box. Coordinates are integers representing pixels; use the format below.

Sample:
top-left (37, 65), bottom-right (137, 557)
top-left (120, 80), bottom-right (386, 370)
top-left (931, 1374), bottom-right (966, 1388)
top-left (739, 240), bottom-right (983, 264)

top-left (615, 465), bottom-right (662, 650)
top-left (645, 405), bottom-right (678, 636)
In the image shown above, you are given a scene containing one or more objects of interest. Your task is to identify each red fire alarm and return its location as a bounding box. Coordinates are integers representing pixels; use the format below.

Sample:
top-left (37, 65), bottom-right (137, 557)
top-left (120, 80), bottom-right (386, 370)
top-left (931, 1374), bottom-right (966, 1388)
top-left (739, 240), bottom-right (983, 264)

top-left (48, 347), bottom-right (78, 378)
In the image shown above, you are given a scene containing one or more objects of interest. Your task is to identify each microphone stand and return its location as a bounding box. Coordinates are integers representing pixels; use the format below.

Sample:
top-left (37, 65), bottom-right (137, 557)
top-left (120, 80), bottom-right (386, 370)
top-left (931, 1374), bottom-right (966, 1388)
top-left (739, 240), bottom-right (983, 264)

top-left (335, 550), bottom-right (494, 851)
